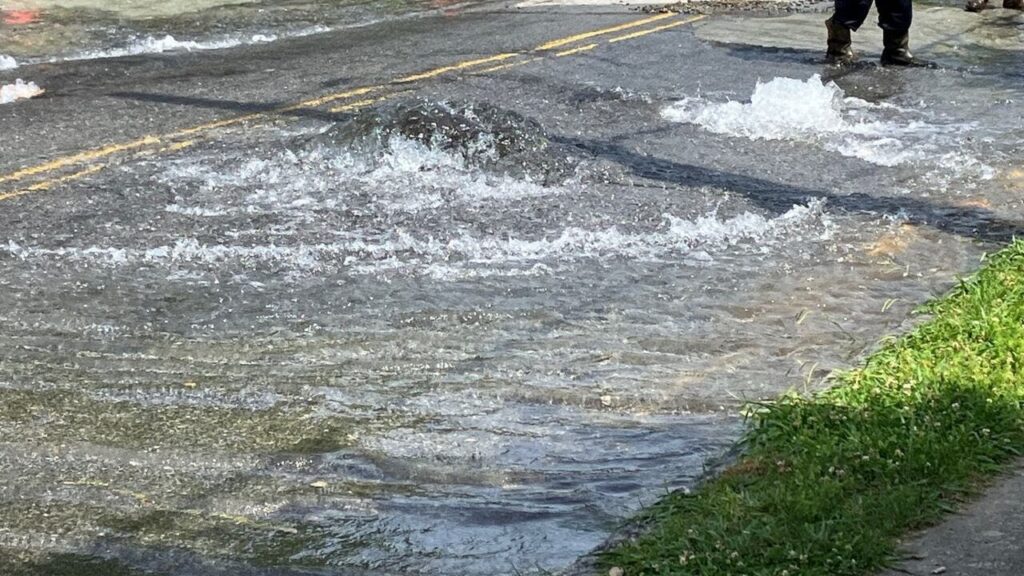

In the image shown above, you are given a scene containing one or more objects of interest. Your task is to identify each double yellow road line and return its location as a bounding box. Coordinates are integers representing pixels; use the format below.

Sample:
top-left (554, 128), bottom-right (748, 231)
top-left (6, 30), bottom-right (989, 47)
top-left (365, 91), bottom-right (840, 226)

top-left (0, 12), bottom-right (705, 203)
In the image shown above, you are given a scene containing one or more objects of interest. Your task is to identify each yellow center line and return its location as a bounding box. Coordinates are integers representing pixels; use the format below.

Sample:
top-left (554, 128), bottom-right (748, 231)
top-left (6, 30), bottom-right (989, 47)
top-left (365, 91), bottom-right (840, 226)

top-left (0, 13), bottom-right (705, 201)
top-left (280, 85), bottom-right (383, 112)
top-left (0, 136), bottom-right (160, 186)
top-left (535, 12), bottom-right (676, 51)
top-left (395, 53), bottom-right (520, 83)
top-left (329, 87), bottom-right (416, 113)
top-left (0, 92), bottom-right (374, 189)
top-left (0, 61), bottom-right (502, 192)
top-left (0, 165), bottom-right (105, 202)
top-left (554, 43), bottom-right (599, 57)
top-left (473, 56), bottom-right (544, 75)
top-left (171, 113), bottom-right (263, 137)
top-left (8, 140), bottom-right (197, 197)
top-left (608, 15), bottom-right (706, 43)
top-left (163, 140), bottom-right (197, 153)
top-left (330, 97), bottom-right (386, 113)
top-left (145, 140), bottom-right (197, 155)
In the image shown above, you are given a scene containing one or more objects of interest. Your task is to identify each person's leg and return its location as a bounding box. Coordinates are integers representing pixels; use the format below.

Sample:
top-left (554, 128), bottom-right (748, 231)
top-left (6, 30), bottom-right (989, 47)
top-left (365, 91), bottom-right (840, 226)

top-left (876, 0), bottom-right (912, 32)
top-left (825, 16), bottom-right (854, 63)
top-left (833, 0), bottom-right (874, 30)
top-left (825, 0), bottom-right (872, 64)
top-left (965, 0), bottom-right (989, 12)
top-left (876, 0), bottom-right (927, 66)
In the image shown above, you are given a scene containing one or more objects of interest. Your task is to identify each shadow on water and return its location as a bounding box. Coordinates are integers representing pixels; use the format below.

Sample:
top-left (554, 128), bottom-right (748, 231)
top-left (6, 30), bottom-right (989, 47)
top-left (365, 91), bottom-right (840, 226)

top-left (111, 91), bottom-right (353, 123)
top-left (559, 135), bottom-right (1024, 244)
top-left (707, 41), bottom-right (825, 65)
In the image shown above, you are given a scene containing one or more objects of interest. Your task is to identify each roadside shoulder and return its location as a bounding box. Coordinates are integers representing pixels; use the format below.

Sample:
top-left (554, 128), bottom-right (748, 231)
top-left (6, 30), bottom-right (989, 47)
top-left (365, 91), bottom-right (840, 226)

top-left (880, 461), bottom-right (1024, 576)
top-left (585, 241), bottom-right (1024, 575)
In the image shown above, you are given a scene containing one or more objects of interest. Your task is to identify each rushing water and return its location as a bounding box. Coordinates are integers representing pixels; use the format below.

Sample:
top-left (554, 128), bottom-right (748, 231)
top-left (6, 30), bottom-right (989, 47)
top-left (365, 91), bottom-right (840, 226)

top-left (0, 5), bottom-right (1022, 575)
top-left (0, 0), bottom-right (469, 67)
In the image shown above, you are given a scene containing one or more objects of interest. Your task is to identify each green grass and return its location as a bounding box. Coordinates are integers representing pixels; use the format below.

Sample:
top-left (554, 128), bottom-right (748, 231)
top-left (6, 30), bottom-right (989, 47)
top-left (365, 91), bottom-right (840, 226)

top-left (603, 241), bottom-right (1024, 575)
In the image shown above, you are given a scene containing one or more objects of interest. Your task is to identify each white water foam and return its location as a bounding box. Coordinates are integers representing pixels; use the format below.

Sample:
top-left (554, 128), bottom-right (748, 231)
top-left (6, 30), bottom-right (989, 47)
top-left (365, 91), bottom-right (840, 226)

top-left (0, 55), bottom-right (17, 71)
top-left (59, 25), bottom-right (329, 62)
top-left (665, 76), bottom-right (848, 139)
top-left (2, 111), bottom-right (835, 278)
top-left (3, 200), bottom-right (827, 276)
top-left (663, 75), bottom-right (992, 177)
top-left (0, 130), bottom-right (833, 278)
top-left (90, 386), bottom-right (286, 410)
top-left (161, 135), bottom-right (560, 218)
top-left (0, 79), bottom-right (42, 104)
top-left (164, 204), bottom-right (229, 217)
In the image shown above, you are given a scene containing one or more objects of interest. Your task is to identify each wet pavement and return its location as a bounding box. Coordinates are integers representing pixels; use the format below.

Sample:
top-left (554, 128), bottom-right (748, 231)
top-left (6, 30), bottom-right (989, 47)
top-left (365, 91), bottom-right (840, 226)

top-left (0, 2), bottom-right (1022, 575)
top-left (0, 0), bottom-right (472, 65)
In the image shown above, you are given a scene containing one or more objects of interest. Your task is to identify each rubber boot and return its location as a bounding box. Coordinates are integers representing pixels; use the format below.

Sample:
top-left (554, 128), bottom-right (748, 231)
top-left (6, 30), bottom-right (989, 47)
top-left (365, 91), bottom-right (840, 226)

top-left (825, 17), bottom-right (855, 65)
top-left (1004, 0), bottom-right (1022, 9)
top-left (965, 0), bottom-right (989, 11)
top-left (880, 30), bottom-right (929, 67)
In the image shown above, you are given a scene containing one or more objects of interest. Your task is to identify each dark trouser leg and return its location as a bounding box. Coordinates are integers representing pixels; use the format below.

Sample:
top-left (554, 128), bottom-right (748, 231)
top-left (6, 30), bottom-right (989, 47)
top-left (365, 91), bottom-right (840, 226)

top-left (877, 0), bottom-right (927, 66)
top-left (833, 0), bottom-right (874, 31)
top-left (875, 0), bottom-right (912, 32)
top-left (827, 0), bottom-right (872, 64)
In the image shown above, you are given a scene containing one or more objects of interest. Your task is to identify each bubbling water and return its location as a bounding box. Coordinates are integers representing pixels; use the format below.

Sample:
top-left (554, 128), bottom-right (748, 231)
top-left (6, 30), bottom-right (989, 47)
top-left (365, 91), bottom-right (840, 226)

top-left (663, 74), bottom-right (994, 177)
top-left (3, 110), bottom-right (830, 281)
top-left (59, 27), bottom-right (330, 62)
top-left (664, 75), bottom-right (848, 139)
top-left (306, 100), bottom-right (580, 185)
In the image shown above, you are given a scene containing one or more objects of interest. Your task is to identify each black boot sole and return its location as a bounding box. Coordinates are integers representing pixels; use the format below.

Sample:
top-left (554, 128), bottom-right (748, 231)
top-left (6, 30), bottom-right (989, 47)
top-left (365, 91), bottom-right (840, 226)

top-left (880, 57), bottom-right (937, 68)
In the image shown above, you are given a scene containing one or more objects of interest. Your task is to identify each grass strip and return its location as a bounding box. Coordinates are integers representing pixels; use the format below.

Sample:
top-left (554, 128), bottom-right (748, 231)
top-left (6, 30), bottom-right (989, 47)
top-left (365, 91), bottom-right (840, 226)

top-left (603, 240), bottom-right (1024, 575)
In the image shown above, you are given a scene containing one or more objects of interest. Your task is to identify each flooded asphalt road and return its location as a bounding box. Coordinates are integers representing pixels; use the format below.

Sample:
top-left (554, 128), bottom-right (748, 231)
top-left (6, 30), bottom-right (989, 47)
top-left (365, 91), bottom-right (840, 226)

top-left (0, 3), bottom-right (1022, 575)
top-left (0, 0), bottom-right (474, 66)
